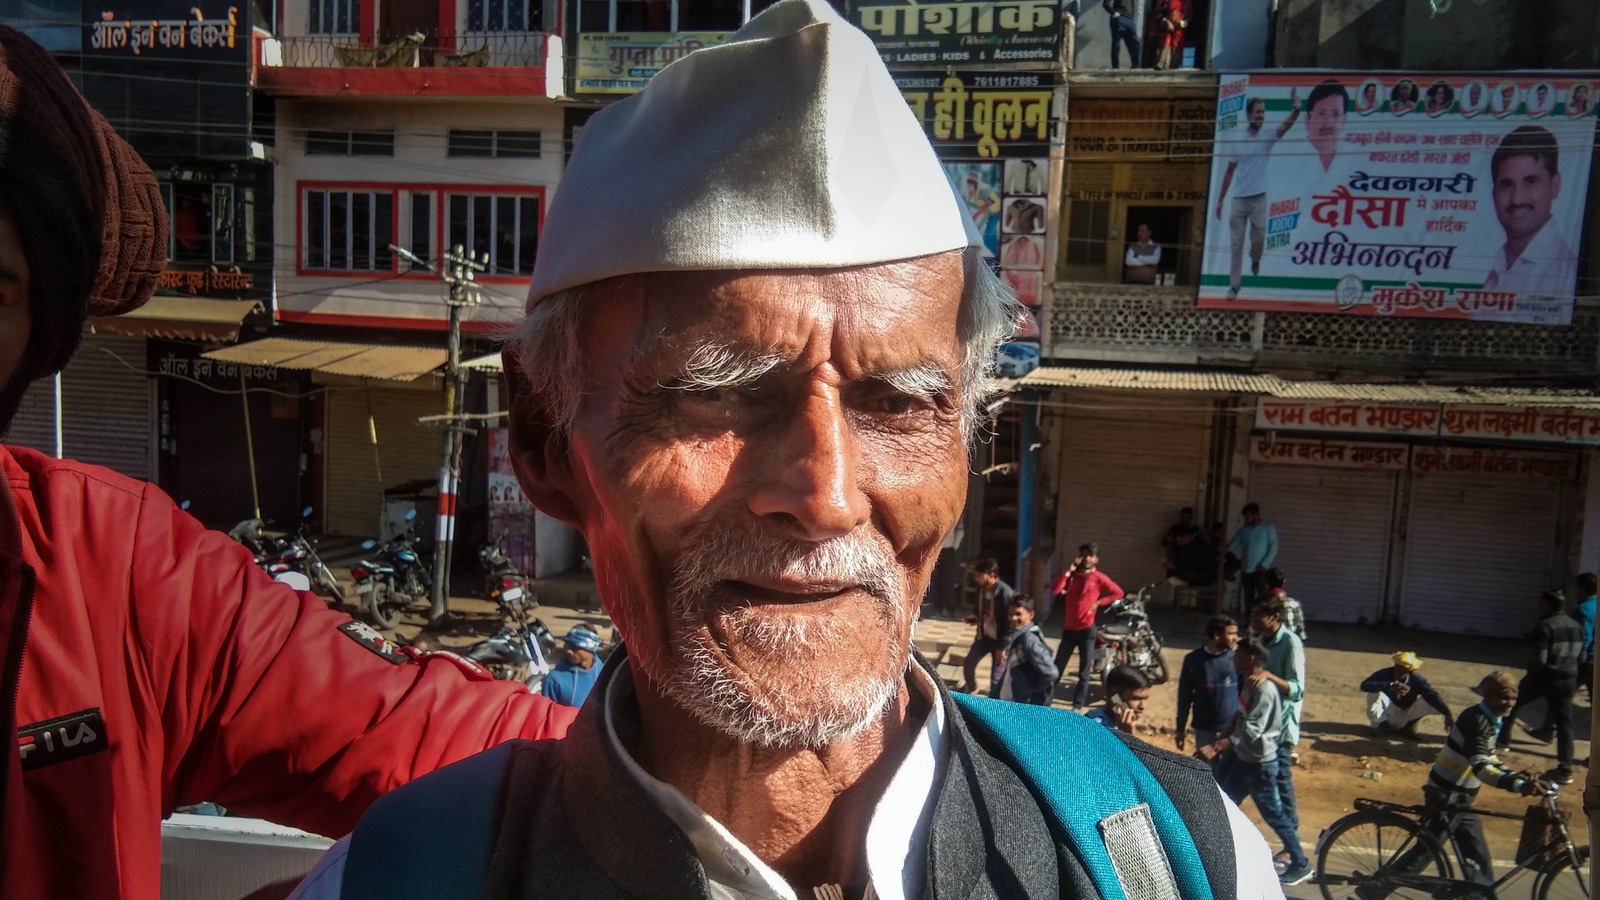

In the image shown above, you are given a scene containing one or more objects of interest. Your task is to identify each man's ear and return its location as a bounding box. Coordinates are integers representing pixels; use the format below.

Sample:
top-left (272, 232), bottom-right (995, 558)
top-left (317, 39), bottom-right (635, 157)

top-left (502, 347), bottom-right (583, 528)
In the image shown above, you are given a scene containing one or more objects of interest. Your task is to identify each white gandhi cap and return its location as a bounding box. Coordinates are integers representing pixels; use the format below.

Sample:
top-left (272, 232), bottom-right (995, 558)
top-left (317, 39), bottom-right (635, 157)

top-left (524, 0), bottom-right (983, 310)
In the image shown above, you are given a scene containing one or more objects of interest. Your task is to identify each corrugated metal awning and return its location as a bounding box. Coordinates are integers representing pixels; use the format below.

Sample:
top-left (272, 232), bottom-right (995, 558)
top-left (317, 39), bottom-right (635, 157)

top-left (460, 352), bottom-right (503, 372)
top-left (203, 338), bottom-right (446, 382)
top-left (1011, 366), bottom-right (1600, 409)
top-left (91, 296), bottom-right (261, 342)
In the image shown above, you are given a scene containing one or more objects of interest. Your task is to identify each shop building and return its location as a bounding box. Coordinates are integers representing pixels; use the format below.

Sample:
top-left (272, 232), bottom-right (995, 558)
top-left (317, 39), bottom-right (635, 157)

top-left (1019, 59), bottom-right (1600, 635)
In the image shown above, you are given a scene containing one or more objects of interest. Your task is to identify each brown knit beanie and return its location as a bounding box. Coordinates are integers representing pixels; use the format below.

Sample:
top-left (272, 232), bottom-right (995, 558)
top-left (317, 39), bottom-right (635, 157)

top-left (0, 25), bottom-right (167, 317)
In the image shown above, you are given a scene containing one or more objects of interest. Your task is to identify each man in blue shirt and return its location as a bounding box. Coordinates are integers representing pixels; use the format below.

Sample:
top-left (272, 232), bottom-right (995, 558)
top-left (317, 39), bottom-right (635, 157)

top-left (1175, 615), bottom-right (1240, 759)
top-left (1228, 502), bottom-right (1279, 613)
top-left (1575, 572), bottom-right (1595, 698)
top-left (542, 625), bottom-right (604, 707)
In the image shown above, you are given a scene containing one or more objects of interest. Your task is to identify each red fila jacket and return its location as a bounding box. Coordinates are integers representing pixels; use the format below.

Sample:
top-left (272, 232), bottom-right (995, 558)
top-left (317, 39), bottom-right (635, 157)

top-left (0, 444), bottom-right (577, 897)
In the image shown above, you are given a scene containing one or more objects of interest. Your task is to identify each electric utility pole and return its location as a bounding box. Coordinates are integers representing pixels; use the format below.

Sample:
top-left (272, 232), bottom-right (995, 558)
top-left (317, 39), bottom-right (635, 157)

top-left (390, 242), bottom-right (485, 624)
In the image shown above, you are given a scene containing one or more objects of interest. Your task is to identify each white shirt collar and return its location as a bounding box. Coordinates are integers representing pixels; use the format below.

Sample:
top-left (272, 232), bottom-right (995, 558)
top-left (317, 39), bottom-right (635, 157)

top-left (1492, 216), bottom-right (1575, 276)
top-left (601, 657), bottom-right (947, 900)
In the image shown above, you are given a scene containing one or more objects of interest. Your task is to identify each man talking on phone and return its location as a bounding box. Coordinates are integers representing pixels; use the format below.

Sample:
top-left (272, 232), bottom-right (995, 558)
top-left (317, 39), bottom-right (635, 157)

top-left (1050, 542), bottom-right (1124, 710)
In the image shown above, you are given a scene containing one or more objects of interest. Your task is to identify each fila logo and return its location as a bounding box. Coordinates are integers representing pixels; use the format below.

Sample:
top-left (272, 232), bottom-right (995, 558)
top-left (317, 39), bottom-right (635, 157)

top-left (18, 708), bottom-right (109, 771)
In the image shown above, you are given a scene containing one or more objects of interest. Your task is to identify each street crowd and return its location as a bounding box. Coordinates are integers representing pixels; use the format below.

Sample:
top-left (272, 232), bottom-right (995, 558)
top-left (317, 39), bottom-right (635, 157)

top-left (959, 500), bottom-right (1597, 888)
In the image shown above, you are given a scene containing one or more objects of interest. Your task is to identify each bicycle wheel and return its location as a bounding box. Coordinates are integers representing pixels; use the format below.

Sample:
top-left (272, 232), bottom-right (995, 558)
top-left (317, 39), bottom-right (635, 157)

top-left (1537, 843), bottom-right (1591, 900)
top-left (1317, 811), bottom-right (1450, 900)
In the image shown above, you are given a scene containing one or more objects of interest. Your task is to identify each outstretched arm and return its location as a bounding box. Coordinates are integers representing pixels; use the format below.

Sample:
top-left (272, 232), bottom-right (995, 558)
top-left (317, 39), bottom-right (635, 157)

top-left (1275, 87), bottom-right (1302, 140)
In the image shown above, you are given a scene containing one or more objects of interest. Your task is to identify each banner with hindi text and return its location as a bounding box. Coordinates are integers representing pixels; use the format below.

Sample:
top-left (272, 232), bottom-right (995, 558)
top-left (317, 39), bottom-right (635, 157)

top-left (853, 0), bottom-right (1064, 66)
top-left (574, 32), bottom-right (730, 94)
top-left (1199, 73), bottom-right (1597, 325)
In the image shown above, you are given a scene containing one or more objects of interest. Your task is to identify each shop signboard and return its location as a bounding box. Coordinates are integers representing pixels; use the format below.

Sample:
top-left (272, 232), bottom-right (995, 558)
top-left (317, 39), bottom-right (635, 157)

top-left (574, 32), bottom-right (730, 94)
top-left (80, 0), bottom-right (251, 159)
top-left (853, 0), bottom-right (1064, 66)
top-left (1258, 399), bottom-right (1600, 446)
top-left (1200, 73), bottom-right (1597, 325)
top-left (896, 71), bottom-right (1059, 377)
top-left (1249, 436), bottom-right (1409, 470)
top-left (1410, 446), bottom-right (1575, 480)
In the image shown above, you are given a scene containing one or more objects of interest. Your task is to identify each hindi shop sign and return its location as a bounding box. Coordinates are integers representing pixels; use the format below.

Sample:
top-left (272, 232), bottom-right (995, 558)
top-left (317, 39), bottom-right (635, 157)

top-left (1250, 436), bottom-right (1409, 470)
top-left (574, 32), bottom-right (730, 94)
top-left (895, 72), bottom-right (1056, 159)
top-left (80, 0), bottom-right (250, 159)
top-left (853, 0), bottom-right (1064, 66)
top-left (1200, 73), bottom-right (1597, 325)
top-left (1410, 446), bottom-right (1576, 480)
top-left (1257, 399), bottom-right (1600, 447)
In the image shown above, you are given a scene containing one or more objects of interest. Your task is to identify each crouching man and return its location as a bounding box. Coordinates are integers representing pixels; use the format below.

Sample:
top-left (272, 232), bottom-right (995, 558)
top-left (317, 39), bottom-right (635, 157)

top-left (291, 3), bottom-right (1279, 898)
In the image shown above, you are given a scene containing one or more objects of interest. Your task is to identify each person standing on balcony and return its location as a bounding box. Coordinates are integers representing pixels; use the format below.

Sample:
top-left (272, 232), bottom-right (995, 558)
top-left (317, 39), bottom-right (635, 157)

top-left (1102, 0), bottom-right (1141, 69)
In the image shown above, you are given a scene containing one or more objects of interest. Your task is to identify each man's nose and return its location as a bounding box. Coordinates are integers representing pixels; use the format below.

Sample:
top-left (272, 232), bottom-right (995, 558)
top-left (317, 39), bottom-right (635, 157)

top-left (746, 389), bottom-right (870, 542)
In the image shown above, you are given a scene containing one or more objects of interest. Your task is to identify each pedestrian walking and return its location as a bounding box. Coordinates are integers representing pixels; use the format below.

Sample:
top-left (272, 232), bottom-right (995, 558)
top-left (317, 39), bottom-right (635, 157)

top-left (1498, 590), bottom-right (1584, 784)
top-left (958, 558), bottom-right (1014, 696)
top-left (1361, 651), bottom-right (1453, 738)
top-left (1197, 638), bottom-right (1311, 885)
top-left (1575, 572), bottom-right (1595, 698)
top-left (1264, 568), bottom-right (1306, 644)
top-left (1249, 593), bottom-right (1306, 868)
top-left (1049, 542), bottom-right (1123, 710)
top-left (1228, 503), bottom-right (1279, 613)
top-left (1086, 664), bottom-right (1151, 735)
top-left (1000, 596), bottom-right (1059, 706)
top-left (1176, 615), bottom-right (1240, 756)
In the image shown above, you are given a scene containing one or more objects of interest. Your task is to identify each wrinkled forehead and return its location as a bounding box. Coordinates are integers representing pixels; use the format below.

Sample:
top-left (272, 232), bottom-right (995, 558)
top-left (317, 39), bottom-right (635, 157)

top-left (588, 255), bottom-right (967, 371)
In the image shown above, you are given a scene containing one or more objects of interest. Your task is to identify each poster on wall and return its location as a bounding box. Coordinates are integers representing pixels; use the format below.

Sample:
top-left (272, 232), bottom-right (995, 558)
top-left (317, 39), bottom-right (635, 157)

top-left (1198, 73), bottom-right (1597, 325)
top-left (486, 428), bottom-right (534, 576)
top-left (896, 71), bottom-right (1059, 379)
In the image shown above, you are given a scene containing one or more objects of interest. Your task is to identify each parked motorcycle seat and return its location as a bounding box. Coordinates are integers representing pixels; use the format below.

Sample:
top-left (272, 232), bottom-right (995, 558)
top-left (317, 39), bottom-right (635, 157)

top-left (1100, 623), bottom-right (1134, 637)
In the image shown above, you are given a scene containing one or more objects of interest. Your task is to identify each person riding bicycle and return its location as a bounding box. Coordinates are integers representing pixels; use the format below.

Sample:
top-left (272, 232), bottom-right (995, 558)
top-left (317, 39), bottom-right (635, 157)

top-left (1385, 671), bottom-right (1552, 894)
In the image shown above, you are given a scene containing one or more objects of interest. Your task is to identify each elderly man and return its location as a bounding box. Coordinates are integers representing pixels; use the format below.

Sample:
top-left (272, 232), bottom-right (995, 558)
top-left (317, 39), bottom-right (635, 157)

top-left (0, 26), bottom-right (574, 898)
top-left (296, 3), bottom-right (1279, 898)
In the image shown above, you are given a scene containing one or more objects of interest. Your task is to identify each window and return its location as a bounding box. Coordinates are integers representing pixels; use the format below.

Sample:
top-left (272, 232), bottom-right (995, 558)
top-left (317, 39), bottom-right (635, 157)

top-left (1065, 200), bottom-right (1109, 267)
top-left (447, 130), bottom-right (542, 159)
top-left (306, 130), bottom-right (395, 156)
top-left (307, 0), bottom-right (358, 34)
top-left (406, 191), bottom-right (434, 269)
top-left (211, 184), bottom-right (235, 265)
top-left (446, 192), bottom-right (539, 276)
top-left (304, 189), bottom-right (395, 272)
top-left (467, 0), bottom-right (528, 31)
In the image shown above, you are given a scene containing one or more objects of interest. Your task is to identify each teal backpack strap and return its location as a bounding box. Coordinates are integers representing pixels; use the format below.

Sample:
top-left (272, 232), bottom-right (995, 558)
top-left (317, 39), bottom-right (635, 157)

top-left (341, 740), bottom-right (518, 900)
top-left (951, 693), bottom-right (1218, 900)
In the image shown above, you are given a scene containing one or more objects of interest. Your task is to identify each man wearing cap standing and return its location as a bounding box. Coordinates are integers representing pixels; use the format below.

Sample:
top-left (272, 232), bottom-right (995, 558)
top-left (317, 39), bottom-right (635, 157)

top-left (291, 3), bottom-right (1281, 898)
top-left (1360, 652), bottom-right (1454, 739)
top-left (543, 625), bottom-right (605, 707)
top-left (0, 26), bottom-right (575, 899)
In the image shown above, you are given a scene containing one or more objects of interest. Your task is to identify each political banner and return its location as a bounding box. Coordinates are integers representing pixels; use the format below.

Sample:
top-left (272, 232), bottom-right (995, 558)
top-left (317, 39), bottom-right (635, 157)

top-left (1199, 73), bottom-right (1597, 325)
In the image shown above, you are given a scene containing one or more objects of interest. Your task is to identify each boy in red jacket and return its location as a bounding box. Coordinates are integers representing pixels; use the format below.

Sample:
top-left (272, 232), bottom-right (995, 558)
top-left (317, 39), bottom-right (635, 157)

top-left (1049, 542), bottom-right (1123, 709)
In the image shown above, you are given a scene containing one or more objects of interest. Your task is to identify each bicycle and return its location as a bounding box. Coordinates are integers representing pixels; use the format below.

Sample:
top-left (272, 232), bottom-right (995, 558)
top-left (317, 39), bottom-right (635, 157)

top-left (1315, 788), bottom-right (1589, 899)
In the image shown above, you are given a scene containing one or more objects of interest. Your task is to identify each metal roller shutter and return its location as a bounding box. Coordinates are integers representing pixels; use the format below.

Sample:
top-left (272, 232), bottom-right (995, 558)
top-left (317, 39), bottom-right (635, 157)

top-left (1056, 396), bottom-right (1210, 594)
top-left (3, 335), bottom-right (151, 480)
top-left (1399, 472), bottom-right (1563, 635)
top-left (323, 384), bottom-right (442, 537)
top-left (1248, 464), bottom-right (1396, 625)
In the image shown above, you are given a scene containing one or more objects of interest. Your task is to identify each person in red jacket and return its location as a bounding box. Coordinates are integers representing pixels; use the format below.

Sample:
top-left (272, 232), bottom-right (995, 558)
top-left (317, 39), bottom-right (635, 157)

top-left (1049, 542), bottom-right (1124, 710)
top-left (0, 27), bottom-right (575, 898)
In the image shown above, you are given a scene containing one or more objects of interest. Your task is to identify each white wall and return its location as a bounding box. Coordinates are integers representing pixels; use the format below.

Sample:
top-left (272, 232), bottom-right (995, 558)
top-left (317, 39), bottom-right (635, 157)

top-left (273, 99), bottom-right (564, 327)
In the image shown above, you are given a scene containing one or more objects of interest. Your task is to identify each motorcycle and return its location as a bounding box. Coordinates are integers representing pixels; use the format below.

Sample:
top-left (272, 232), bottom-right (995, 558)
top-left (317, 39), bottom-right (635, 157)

top-left (462, 586), bottom-right (555, 692)
top-left (478, 537), bottom-right (530, 608)
top-left (352, 508), bottom-right (432, 629)
top-left (1092, 584), bottom-right (1170, 685)
top-left (230, 507), bottom-right (345, 604)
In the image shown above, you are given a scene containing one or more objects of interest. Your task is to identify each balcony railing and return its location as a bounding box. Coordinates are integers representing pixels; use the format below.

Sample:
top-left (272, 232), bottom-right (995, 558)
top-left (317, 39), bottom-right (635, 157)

top-left (1047, 282), bottom-right (1600, 375)
top-left (272, 30), bottom-right (547, 69)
